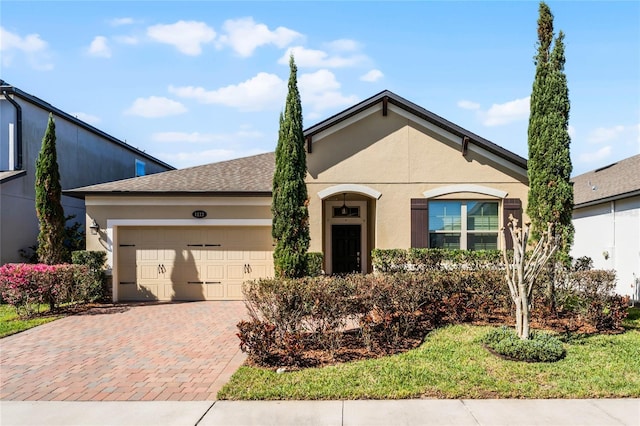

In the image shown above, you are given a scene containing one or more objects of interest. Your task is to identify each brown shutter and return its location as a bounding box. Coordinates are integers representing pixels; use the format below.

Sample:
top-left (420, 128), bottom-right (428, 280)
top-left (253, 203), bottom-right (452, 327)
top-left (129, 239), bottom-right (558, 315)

top-left (502, 198), bottom-right (522, 250)
top-left (411, 199), bottom-right (429, 248)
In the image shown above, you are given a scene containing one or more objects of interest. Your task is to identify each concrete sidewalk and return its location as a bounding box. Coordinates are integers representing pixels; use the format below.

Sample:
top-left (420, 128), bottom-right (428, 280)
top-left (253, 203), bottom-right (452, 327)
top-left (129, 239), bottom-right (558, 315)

top-left (1, 399), bottom-right (638, 426)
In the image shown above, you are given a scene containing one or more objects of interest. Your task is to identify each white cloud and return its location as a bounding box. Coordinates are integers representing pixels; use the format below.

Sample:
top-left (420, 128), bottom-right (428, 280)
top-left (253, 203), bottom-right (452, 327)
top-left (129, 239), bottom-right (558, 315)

top-left (147, 21), bottom-right (215, 56)
top-left (217, 17), bottom-right (302, 57)
top-left (280, 46), bottom-right (366, 68)
top-left (360, 69), bottom-right (384, 82)
top-left (124, 96), bottom-right (187, 118)
top-left (110, 17), bottom-right (134, 26)
top-left (151, 130), bottom-right (263, 143)
top-left (482, 96), bottom-right (530, 126)
top-left (0, 26), bottom-right (53, 70)
top-left (325, 39), bottom-right (360, 52)
top-left (587, 125), bottom-right (625, 144)
top-left (169, 73), bottom-right (286, 111)
top-left (568, 125), bottom-right (576, 139)
top-left (299, 69), bottom-right (359, 112)
top-left (114, 35), bottom-right (139, 45)
top-left (457, 100), bottom-right (481, 110)
top-left (71, 112), bottom-right (101, 125)
top-left (578, 146), bottom-right (612, 163)
top-left (88, 36), bottom-right (111, 58)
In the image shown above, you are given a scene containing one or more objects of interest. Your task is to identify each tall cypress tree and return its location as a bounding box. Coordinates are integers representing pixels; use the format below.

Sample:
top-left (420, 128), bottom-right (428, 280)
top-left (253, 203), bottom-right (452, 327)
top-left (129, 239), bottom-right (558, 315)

top-left (36, 113), bottom-right (66, 265)
top-left (271, 55), bottom-right (310, 278)
top-left (527, 2), bottom-right (573, 258)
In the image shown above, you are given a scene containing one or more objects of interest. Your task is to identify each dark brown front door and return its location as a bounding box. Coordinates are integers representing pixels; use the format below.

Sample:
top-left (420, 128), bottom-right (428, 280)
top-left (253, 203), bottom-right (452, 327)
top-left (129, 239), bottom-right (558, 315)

top-left (332, 225), bottom-right (361, 273)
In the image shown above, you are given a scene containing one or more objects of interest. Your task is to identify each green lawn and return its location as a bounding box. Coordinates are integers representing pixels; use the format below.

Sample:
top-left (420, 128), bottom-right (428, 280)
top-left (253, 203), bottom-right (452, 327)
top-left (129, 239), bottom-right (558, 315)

top-left (218, 308), bottom-right (640, 400)
top-left (0, 304), bottom-right (61, 338)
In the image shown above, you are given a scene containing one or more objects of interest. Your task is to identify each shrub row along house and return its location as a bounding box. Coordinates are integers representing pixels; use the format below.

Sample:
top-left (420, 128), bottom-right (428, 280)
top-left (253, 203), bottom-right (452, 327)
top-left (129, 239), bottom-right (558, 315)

top-left (68, 91), bottom-right (530, 302)
top-left (0, 81), bottom-right (174, 264)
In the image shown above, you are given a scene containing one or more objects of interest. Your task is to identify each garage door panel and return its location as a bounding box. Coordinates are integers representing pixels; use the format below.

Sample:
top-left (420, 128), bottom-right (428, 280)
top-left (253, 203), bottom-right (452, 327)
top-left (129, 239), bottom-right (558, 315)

top-left (249, 250), bottom-right (269, 261)
top-left (227, 264), bottom-right (245, 280)
top-left (205, 250), bottom-right (224, 261)
top-left (227, 250), bottom-right (244, 261)
top-left (140, 264), bottom-right (160, 280)
top-left (172, 263), bottom-right (200, 283)
top-left (204, 264), bottom-right (225, 280)
top-left (118, 226), bottom-right (273, 301)
top-left (226, 281), bottom-right (244, 299)
top-left (171, 283), bottom-right (206, 301)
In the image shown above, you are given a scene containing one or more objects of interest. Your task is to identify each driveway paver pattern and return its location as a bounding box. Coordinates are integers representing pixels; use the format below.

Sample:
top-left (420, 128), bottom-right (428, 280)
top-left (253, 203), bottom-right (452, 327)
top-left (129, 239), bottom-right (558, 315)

top-left (0, 302), bottom-right (247, 401)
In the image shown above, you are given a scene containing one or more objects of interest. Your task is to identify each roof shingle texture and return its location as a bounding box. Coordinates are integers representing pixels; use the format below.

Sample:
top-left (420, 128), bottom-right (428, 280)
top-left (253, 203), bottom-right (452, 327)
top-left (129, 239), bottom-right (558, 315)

top-left (572, 154), bottom-right (640, 206)
top-left (70, 152), bottom-right (274, 194)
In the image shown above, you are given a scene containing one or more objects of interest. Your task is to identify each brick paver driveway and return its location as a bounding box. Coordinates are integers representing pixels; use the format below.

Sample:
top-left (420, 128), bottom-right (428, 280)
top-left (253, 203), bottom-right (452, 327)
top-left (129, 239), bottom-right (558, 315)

top-left (0, 302), bottom-right (247, 401)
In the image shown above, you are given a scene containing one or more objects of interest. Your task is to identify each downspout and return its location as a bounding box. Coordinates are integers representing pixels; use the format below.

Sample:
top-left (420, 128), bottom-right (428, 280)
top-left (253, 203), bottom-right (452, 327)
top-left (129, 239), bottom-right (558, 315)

top-left (1, 88), bottom-right (23, 170)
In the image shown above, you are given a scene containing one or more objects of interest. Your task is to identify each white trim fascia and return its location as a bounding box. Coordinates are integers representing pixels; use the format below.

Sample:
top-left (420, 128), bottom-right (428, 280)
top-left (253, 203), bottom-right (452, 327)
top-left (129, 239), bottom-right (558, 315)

top-left (107, 219), bottom-right (272, 228)
top-left (310, 104), bottom-right (382, 143)
top-left (318, 184), bottom-right (382, 200)
top-left (390, 104), bottom-right (461, 145)
top-left (86, 196), bottom-right (271, 206)
top-left (390, 105), bottom-right (527, 178)
top-left (467, 143), bottom-right (528, 178)
top-left (422, 184), bottom-right (508, 199)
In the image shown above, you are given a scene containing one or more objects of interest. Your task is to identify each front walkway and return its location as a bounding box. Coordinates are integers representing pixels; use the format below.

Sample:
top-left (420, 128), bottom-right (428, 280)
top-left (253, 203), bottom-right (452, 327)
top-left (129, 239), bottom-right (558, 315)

top-left (0, 302), bottom-right (247, 401)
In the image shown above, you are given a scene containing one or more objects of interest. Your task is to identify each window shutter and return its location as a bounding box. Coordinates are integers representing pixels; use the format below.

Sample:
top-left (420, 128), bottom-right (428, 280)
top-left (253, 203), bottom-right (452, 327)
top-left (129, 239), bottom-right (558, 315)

top-left (502, 198), bottom-right (522, 250)
top-left (411, 199), bottom-right (429, 248)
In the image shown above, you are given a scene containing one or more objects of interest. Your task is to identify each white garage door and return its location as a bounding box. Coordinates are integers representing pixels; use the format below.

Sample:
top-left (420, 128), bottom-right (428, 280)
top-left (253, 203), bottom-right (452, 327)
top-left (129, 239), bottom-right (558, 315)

top-left (117, 226), bottom-right (274, 301)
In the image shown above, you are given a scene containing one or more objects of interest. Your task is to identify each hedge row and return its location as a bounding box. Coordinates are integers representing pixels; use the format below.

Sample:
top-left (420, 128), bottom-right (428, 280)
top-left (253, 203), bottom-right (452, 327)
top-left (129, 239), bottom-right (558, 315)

top-left (371, 248), bottom-right (504, 272)
top-left (238, 269), bottom-right (627, 366)
top-left (0, 251), bottom-right (107, 316)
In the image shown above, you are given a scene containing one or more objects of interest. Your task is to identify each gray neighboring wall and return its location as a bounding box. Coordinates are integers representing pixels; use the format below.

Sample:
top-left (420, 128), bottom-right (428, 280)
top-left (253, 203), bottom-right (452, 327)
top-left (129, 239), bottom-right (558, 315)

top-left (0, 81), bottom-right (174, 264)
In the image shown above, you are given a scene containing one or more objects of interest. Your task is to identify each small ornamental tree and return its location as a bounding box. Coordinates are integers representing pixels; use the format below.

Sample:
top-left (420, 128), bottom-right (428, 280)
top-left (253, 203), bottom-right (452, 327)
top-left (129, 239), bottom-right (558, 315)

top-left (35, 113), bottom-right (67, 265)
top-left (501, 215), bottom-right (557, 340)
top-left (271, 56), bottom-right (310, 278)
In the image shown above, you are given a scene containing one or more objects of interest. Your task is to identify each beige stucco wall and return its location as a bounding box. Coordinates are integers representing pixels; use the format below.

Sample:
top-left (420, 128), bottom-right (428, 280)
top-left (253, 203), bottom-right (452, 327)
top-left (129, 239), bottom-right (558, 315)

top-left (305, 109), bottom-right (529, 255)
top-left (84, 196), bottom-right (272, 253)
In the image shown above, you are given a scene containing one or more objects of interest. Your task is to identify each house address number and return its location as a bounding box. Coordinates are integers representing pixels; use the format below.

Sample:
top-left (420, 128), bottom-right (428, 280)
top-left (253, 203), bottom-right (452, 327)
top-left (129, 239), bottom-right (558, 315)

top-left (192, 210), bottom-right (207, 219)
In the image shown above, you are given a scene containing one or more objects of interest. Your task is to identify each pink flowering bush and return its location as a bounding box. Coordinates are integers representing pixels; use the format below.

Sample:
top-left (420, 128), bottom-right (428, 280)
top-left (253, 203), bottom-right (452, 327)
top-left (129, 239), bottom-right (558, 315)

top-left (0, 263), bottom-right (85, 316)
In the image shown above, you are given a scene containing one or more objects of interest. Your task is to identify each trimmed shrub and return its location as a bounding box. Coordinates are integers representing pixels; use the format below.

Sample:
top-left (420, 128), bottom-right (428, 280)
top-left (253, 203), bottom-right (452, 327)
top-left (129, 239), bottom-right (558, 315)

top-left (71, 250), bottom-right (107, 302)
top-left (482, 327), bottom-right (566, 362)
top-left (555, 269), bottom-right (628, 331)
top-left (0, 263), bottom-right (80, 315)
top-left (306, 252), bottom-right (324, 277)
top-left (372, 248), bottom-right (504, 272)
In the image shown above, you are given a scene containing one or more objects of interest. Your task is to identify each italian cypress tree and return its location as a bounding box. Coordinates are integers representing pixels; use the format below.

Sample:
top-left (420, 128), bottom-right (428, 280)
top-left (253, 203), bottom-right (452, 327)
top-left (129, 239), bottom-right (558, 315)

top-left (35, 113), bottom-right (67, 265)
top-left (271, 56), bottom-right (310, 278)
top-left (527, 2), bottom-right (574, 307)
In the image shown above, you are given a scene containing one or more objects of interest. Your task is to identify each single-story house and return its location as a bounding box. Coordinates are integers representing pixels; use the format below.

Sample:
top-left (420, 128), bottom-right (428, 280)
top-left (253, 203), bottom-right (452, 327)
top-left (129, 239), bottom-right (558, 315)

top-left (68, 91), bottom-right (529, 302)
top-left (571, 154), bottom-right (640, 299)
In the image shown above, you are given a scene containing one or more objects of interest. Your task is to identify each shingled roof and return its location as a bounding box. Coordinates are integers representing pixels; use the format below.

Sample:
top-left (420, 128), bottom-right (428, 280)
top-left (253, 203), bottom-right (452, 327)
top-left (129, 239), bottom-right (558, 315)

top-left (572, 154), bottom-right (640, 207)
top-left (66, 152), bottom-right (274, 197)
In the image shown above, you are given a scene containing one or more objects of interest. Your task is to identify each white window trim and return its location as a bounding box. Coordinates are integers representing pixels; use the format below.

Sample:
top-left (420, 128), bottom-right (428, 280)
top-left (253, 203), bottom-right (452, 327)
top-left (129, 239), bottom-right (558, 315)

top-left (423, 184), bottom-right (507, 199)
top-left (429, 200), bottom-right (499, 250)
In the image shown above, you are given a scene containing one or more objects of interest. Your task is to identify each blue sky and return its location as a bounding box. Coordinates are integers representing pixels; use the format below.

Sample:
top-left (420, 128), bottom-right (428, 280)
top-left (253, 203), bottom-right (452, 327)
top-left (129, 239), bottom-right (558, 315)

top-left (2, 1), bottom-right (638, 175)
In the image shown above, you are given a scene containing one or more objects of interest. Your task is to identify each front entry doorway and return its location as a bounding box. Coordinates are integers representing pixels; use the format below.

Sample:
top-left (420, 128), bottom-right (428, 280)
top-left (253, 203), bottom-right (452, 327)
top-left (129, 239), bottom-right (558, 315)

top-left (332, 224), bottom-right (361, 273)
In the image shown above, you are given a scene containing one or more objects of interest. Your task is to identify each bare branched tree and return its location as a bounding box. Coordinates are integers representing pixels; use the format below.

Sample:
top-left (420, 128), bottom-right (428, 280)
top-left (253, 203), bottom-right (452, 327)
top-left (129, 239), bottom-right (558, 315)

top-left (502, 215), bottom-right (557, 339)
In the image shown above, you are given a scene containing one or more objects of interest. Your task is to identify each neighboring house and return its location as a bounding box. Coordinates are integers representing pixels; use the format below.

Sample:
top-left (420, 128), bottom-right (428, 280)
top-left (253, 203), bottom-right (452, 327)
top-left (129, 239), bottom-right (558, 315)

top-left (571, 154), bottom-right (640, 299)
top-left (0, 81), bottom-right (174, 264)
top-left (68, 91), bottom-right (529, 302)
